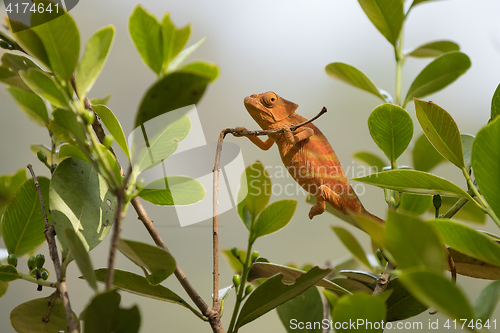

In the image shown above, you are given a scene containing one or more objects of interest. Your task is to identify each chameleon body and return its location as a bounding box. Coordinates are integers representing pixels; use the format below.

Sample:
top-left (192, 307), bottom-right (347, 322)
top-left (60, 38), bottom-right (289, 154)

top-left (237, 91), bottom-right (382, 222)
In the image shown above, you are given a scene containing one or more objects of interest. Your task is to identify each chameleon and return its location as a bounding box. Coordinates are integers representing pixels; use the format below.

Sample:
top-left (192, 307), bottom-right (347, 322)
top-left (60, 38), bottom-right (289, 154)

top-left (235, 91), bottom-right (383, 223)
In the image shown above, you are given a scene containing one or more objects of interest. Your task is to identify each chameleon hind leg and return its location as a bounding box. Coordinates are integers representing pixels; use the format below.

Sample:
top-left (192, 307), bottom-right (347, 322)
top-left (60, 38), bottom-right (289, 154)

top-left (308, 185), bottom-right (344, 219)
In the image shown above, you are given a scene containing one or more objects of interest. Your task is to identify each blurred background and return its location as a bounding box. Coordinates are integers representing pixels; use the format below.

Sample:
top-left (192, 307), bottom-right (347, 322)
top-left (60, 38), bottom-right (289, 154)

top-left (1, 0), bottom-right (500, 332)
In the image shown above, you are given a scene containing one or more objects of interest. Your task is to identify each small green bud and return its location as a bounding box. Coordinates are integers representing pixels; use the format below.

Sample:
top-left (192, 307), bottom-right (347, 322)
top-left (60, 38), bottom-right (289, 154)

top-left (244, 284), bottom-right (253, 296)
top-left (35, 254), bottom-right (45, 269)
top-left (41, 271), bottom-right (49, 280)
top-left (82, 110), bottom-right (95, 125)
top-left (232, 274), bottom-right (241, 288)
top-left (28, 256), bottom-right (36, 271)
top-left (103, 135), bottom-right (114, 149)
top-left (376, 249), bottom-right (386, 266)
top-left (433, 194), bottom-right (442, 210)
top-left (230, 247), bottom-right (240, 259)
top-left (251, 250), bottom-right (259, 263)
top-left (7, 254), bottom-right (17, 267)
top-left (37, 150), bottom-right (47, 163)
top-left (136, 178), bottom-right (145, 190)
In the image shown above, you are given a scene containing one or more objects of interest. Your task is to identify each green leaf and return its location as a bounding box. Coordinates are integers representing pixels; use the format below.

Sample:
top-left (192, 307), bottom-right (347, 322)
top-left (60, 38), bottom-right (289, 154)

top-left (407, 40), bottom-right (460, 58)
top-left (47, 108), bottom-right (87, 145)
top-left (63, 228), bottom-right (98, 292)
top-left (368, 104), bottom-right (413, 164)
top-left (332, 227), bottom-right (371, 269)
top-left (350, 213), bottom-right (386, 247)
top-left (253, 200), bottom-right (297, 240)
top-left (2, 177), bottom-right (50, 257)
top-left (472, 117), bottom-right (500, 220)
top-left (385, 279), bottom-right (428, 322)
top-left (247, 263), bottom-right (349, 295)
top-left (412, 133), bottom-right (445, 172)
top-left (92, 269), bottom-right (199, 315)
top-left (75, 25), bottom-right (115, 99)
top-left (7, 19), bottom-right (50, 68)
top-left (49, 158), bottom-right (116, 258)
top-left (167, 38), bottom-right (206, 73)
top-left (353, 151), bottom-right (388, 171)
top-left (130, 115), bottom-right (191, 178)
top-left (117, 239), bottom-right (176, 285)
top-left (330, 277), bottom-right (373, 293)
top-left (129, 5), bottom-right (163, 74)
top-left (404, 52), bottom-right (471, 107)
top-left (385, 211), bottom-right (446, 271)
top-left (357, 0), bottom-right (404, 46)
top-left (0, 53), bottom-right (42, 91)
top-left (0, 281), bottom-right (7, 298)
top-left (0, 265), bottom-right (20, 282)
top-left (325, 62), bottom-right (386, 101)
top-left (0, 168), bottom-right (27, 218)
top-left (134, 72), bottom-right (211, 127)
top-left (332, 293), bottom-right (387, 332)
top-left (448, 248), bottom-right (500, 280)
top-left (400, 193), bottom-right (432, 215)
top-left (92, 105), bottom-right (130, 159)
top-left (90, 95), bottom-right (111, 106)
top-left (277, 287), bottom-right (323, 333)
top-left (236, 267), bottom-right (332, 329)
top-left (399, 269), bottom-right (474, 323)
top-left (137, 176), bottom-right (205, 206)
top-left (461, 134), bottom-right (474, 173)
top-left (414, 99), bottom-right (465, 169)
top-left (19, 69), bottom-right (68, 108)
top-left (352, 169), bottom-right (473, 200)
top-left (222, 249), bottom-right (246, 275)
top-left (83, 290), bottom-right (139, 333)
top-left (31, 0), bottom-right (80, 81)
top-left (10, 297), bottom-right (79, 333)
top-left (238, 161), bottom-right (272, 228)
top-left (7, 86), bottom-right (48, 126)
top-left (491, 83), bottom-right (500, 121)
top-left (161, 13), bottom-right (191, 72)
top-left (426, 219), bottom-right (500, 267)
top-left (474, 279), bottom-right (500, 321)
top-left (180, 61), bottom-right (219, 82)
top-left (431, 196), bottom-right (485, 223)
top-left (409, 0), bottom-right (443, 12)
top-left (58, 144), bottom-right (90, 163)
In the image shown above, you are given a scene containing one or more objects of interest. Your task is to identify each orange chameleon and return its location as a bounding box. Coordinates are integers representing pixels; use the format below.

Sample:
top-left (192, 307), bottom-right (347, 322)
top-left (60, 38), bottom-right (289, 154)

top-left (235, 91), bottom-right (383, 223)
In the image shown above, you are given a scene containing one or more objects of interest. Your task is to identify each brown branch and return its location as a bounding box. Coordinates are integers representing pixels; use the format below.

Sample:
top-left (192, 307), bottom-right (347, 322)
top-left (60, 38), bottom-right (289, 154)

top-left (27, 164), bottom-right (78, 333)
top-left (372, 260), bottom-right (396, 296)
top-left (209, 107), bottom-right (328, 330)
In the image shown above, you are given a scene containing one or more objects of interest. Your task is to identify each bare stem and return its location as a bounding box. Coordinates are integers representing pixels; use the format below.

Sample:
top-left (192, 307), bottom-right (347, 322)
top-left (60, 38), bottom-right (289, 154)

top-left (27, 164), bottom-right (78, 333)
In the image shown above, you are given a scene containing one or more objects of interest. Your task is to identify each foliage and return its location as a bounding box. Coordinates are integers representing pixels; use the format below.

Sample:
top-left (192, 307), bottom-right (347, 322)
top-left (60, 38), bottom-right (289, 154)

top-left (0, 0), bottom-right (499, 332)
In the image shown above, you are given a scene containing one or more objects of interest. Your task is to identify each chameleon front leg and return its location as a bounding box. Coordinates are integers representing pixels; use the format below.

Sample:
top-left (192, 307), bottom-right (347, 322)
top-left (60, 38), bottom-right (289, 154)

top-left (309, 184), bottom-right (344, 219)
top-left (234, 127), bottom-right (275, 150)
top-left (282, 126), bottom-right (314, 144)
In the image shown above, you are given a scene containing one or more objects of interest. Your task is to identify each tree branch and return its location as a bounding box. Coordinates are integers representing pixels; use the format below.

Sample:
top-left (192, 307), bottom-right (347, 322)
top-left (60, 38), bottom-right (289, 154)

top-left (27, 164), bottom-right (78, 333)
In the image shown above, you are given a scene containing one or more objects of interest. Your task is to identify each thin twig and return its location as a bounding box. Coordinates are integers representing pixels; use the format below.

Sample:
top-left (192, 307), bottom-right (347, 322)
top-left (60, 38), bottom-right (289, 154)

top-left (214, 107), bottom-right (328, 331)
top-left (230, 107), bottom-right (327, 137)
top-left (373, 260), bottom-right (396, 295)
top-left (27, 164), bottom-right (78, 333)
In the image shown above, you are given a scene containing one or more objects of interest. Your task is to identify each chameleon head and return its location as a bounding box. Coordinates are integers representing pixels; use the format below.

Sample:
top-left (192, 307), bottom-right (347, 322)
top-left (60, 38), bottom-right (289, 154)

top-left (243, 91), bottom-right (298, 129)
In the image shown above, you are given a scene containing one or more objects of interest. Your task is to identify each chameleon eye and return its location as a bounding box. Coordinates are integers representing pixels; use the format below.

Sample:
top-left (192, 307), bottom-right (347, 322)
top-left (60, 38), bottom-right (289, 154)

top-left (261, 92), bottom-right (278, 108)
